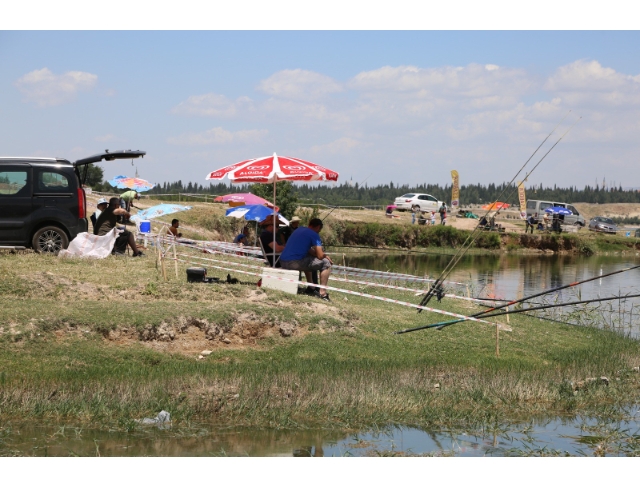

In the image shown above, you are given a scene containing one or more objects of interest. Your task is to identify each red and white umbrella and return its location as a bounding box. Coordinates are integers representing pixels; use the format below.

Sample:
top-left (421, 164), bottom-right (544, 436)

top-left (205, 153), bottom-right (339, 265)
top-left (206, 153), bottom-right (338, 184)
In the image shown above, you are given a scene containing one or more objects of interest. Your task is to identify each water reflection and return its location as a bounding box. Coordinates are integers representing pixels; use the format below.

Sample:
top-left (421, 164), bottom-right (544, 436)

top-left (343, 252), bottom-right (640, 336)
top-left (2, 410), bottom-right (639, 456)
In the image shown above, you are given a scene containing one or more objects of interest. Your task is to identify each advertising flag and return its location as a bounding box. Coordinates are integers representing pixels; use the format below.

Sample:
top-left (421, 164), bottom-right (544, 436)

top-left (517, 181), bottom-right (526, 219)
top-left (451, 170), bottom-right (460, 210)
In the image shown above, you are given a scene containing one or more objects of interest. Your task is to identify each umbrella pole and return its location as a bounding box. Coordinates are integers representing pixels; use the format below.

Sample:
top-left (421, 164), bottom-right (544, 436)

top-left (272, 180), bottom-right (277, 267)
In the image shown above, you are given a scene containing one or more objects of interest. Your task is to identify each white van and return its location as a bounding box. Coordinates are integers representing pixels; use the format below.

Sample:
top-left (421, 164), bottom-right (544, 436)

top-left (526, 200), bottom-right (585, 226)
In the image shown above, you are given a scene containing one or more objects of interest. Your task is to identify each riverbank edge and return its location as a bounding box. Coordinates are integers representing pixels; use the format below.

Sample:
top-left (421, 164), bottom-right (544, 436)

top-left (322, 221), bottom-right (640, 256)
top-left (1, 253), bottom-right (640, 433)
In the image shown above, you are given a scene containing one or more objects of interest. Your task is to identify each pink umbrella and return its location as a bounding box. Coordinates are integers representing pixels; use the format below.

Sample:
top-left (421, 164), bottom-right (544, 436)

top-left (205, 153), bottom-right (339, 265)
top-left (216, 193), bottom-right (278, 210)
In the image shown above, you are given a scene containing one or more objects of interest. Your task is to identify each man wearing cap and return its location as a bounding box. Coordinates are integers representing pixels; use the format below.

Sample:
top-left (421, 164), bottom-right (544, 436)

top-left (90, 198), bottom-right (108, 230)
top-left (277, 216), bottom-right (301, 244)
top-left (280, 218), bottom-right (333, 301)
top-left (259, 215), bottom-right (285, 267)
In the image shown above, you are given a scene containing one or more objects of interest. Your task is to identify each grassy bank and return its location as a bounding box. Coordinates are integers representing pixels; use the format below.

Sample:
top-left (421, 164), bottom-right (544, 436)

top-left (1, 251), bottom-right (640, 432)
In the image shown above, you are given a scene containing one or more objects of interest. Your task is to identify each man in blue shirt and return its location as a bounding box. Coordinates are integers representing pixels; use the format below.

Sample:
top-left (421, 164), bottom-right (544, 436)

top-left (280, 218), bottom-right (333, 301)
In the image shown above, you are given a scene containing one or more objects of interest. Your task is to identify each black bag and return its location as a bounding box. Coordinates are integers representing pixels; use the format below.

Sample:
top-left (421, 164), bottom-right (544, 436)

top-left (186, 267), bottom-right (219, 284)
top-left (186, 267), bottom-right (207, 282)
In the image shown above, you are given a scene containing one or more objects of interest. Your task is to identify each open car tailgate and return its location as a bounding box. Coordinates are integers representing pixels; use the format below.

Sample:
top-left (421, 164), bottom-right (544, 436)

top-left (74, 150), bottom-right (146, 167)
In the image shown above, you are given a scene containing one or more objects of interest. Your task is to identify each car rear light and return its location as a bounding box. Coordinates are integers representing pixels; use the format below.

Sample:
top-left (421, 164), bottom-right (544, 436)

top-left (77, 188), bottom-right (86, 219)
top-left (405, 199), bottom-right (412, 202)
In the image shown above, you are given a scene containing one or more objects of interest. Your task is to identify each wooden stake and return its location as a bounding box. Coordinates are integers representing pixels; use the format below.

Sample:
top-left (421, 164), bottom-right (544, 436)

top-left (173, 241), bottom-right (179, 278)
top-left (495, 324), bottom-right (500, 357)
top-left (161, 251), bottom-right (167, 281)
top-left (506, 305), bottom-right (510, 324)
top-left (466, 285), bottom-right (470, 298)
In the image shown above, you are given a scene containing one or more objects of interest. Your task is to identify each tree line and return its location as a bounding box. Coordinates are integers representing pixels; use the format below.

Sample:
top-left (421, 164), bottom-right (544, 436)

top-left (88, 164), bottom-right (640, 207)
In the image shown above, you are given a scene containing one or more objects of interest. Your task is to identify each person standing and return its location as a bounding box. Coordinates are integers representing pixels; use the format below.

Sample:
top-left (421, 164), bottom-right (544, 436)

top-left (120, 190), bottom-right (140, 213)
top-left (439, 203), bottom-right (447, 225)
top-left (526, 213), bottom-right (537, 234)
top-left (411, 206), bottom-right (417, 224)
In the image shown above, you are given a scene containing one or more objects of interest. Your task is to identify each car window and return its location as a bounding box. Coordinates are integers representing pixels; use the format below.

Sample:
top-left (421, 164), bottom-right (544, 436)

top-left (567, 205), bottom-right (579, 215)
top-left (37, 171), bottom-right (70, 192)
top-left (601, 218), bottom-right (614, 224)
top-left (0, 170), bottom-right (28, 196)
top-left (526, 200), bottom-right (537, 210)
top-left (427, 195), bottom-right (438, 202)
top-left (400, 194), bottom-right (415, 198)
top-left (418, 195), bottom-right (429, 200)
top-left (539, 202), bottom-right (553, 211)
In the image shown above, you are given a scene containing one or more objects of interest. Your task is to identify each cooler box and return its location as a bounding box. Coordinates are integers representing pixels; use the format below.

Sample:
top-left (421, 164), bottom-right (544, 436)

top-left (261, 268), bottom-right (300, 295)
top-left (139, 220), bottom-right (151, 233)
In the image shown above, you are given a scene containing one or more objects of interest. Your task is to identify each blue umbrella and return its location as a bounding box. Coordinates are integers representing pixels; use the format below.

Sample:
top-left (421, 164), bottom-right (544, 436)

top-left (226, 205), bottom-right (289, 225)
top-left (131, 204), bottom-right (192, 222)
top-left (544, 206), bottom-right (573, 216)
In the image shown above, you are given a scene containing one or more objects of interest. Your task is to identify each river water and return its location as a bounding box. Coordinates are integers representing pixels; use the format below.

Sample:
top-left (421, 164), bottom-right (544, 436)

top-left (2, 410), bottom-right (639, 456)
top-left (2, 252), bottom-right (639, 457)
top-left (342, 251), bottom-right (640, 337)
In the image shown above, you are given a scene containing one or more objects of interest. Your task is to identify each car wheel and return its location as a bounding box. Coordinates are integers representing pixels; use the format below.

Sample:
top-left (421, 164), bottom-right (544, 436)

top-left (32, 226), bottom-right (69, 254)
top-left (412, 205), bottom-right (420, 211)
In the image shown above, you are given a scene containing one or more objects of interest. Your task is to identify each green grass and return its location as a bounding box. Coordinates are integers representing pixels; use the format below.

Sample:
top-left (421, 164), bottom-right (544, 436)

top-left (1, 250), bottom-right (640, 431)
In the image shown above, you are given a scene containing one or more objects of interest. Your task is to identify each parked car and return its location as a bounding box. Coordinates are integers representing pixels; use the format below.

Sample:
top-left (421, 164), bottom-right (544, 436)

top-left (588, 216), bottom-right (618, 234)
top-left (394, 193), bottom-right (444, 213)
top-left (526, 199), bottom-right (585, 226)
top-left (0, 150), bottom-right (145, 253)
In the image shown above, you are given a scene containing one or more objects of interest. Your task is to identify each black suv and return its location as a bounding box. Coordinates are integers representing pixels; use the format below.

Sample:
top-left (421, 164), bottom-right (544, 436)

top-left (0, 150), bottom-right (145, 253)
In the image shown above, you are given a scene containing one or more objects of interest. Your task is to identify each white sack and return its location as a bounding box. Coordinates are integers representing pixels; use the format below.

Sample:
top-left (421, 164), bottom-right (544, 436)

top-left (58, 229), bottom-right (117, 259)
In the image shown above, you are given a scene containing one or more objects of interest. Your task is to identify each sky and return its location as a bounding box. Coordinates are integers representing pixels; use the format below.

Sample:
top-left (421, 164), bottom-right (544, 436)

top-left (2, 27), bottom-right (640, 190)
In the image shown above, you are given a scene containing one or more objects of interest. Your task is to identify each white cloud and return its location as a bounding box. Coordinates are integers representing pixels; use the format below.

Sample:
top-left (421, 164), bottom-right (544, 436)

top-left (257, 69), bottom-right (342, 99)
top-left (545, 60), bottom-right (640, 106)
top-left (167, 127), bottom-right (268, 146)
top-left (349, 63), bottom-right (532, 100)
top-left (310, 137), bottom-right (362, 155)
top-left (15, 68), bottom-right (98, 106)
top-left (171, 94), bottom-right (254, 117)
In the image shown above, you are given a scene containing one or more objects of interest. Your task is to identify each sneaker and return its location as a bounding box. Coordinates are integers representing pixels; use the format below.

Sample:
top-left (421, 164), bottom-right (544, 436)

top-left (319, 293), bottom-right (331, 302)
top-left (304, 286), bottom-right (318, 295)
top-left (132, 251), bottom-right (145, 257)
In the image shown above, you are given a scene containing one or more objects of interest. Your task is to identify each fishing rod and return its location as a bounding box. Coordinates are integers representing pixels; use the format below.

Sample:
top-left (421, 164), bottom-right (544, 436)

top-left (418, 113), bottom-right (577, 311)
top-left (417, 113), bottom-right (579, 312)
top-left (397, 292), bottom-right (640, 334)
top-left (397, 262), bottom-right (640, 334)
top-left (321, 205), bottom-right (339, 221)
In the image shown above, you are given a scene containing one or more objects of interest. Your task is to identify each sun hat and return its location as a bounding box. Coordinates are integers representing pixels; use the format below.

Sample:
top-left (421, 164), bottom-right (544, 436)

top-left (259, 215), bottom-right (281, 227)
top-left (290, 216), bottom-right (301, 223)
top-left (97, 198), bottom-right (108, 206)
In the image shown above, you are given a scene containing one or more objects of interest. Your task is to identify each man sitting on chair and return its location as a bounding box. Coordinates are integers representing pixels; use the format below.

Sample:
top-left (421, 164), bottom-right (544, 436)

top-left (280, 218), bottom-right (332, 302)
top-left (259, 216), bottom-right (285, 268)
top-left (93, 197), bottom-right (144, 257)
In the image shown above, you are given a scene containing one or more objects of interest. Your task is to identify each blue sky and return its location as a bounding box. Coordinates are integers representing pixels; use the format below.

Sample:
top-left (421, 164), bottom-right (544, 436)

top-left (2, 30), bottom-right (640, 190)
